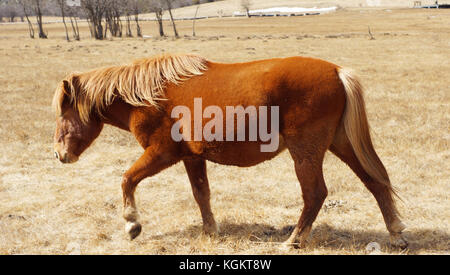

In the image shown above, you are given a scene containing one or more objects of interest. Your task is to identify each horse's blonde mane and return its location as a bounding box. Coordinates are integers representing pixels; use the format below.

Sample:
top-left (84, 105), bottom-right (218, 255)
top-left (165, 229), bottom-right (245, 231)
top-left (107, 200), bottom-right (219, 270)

top-left (52, 53), bottom-right (208, 123)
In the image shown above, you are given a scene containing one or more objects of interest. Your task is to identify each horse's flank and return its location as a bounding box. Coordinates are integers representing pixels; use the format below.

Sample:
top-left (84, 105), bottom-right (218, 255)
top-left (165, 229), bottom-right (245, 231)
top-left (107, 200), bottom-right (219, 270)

top-left (52, 53), bottom-right (208, 124)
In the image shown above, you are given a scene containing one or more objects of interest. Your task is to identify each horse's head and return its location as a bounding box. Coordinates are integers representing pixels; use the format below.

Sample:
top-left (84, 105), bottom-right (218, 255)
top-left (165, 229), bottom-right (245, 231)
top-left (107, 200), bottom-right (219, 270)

top-left (53, 78), bottom-right (103, 164)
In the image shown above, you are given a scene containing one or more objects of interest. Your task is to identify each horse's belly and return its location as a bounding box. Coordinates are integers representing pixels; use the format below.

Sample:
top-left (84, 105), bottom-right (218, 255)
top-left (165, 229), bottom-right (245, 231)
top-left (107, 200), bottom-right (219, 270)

top-left (195, 137), bottom-right (286, 167)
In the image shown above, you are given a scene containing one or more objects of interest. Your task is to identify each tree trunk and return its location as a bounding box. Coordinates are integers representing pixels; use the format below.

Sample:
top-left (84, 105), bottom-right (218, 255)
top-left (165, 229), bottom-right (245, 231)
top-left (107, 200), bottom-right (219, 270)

top-left (24, 13), bottom-right (35, 39)
top-left (20, 3), bottom-right (35, 39)
top-left (60, 3), bottom-right (70, 41)
top-left (135, 14), bottom-right (142, 37)
top-left (104, 18), bottom-right (108, 39)
top-left (87, 18), bottom-right (94, 38)
top-left (94, 16), bottom-right (103, 40)
top-left (95, 21), bottom-right (103, 39)
top-left (103, 18), bottom-right (108, 39)
top-left (74, 17), bottom-right (80, 40)
top-left (70, 17), bottom-right (80, 41)
top-left (155, 10), bottom-right (164, 37)
top-left (35, 0), bottom-right (47, 39)
top-left (192, 5), bottom-right (200, 37)
top-left (105, 10), bottom-right (113, 36)
top-left (167, 7), bottom-right (178, 38)
top-left (245, 8), bottom-right (251, 17)
top-left (117, 16), bottom-right (123, 37)
top-left (126, 15), bottom-right (132, 37)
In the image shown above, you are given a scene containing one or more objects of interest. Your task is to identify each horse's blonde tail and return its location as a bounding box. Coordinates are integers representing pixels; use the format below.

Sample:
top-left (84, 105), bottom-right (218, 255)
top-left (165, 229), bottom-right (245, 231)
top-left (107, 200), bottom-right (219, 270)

top-left (337, 68), bottom-right (394, 191)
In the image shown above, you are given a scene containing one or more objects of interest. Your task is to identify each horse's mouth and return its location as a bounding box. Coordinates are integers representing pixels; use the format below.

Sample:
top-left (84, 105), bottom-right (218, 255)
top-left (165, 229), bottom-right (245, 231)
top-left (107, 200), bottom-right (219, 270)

top-left (55, 151), bottom-right (79, 164)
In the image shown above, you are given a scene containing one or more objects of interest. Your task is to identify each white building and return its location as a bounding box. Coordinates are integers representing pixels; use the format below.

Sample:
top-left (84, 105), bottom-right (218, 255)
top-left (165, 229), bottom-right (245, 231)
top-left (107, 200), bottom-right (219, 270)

top-left (66, 0), bottom-right (81, 7)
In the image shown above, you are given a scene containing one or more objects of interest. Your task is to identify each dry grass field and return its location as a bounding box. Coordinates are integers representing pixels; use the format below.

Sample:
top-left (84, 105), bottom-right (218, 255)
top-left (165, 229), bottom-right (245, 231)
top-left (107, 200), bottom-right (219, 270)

top-left (0, 7), bottom-right (449, 255)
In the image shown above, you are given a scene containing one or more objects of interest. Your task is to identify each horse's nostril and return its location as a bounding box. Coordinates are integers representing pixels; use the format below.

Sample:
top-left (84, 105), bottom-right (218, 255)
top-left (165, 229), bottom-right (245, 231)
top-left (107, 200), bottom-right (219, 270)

top-left (54, 151), bottom-right (59, 159)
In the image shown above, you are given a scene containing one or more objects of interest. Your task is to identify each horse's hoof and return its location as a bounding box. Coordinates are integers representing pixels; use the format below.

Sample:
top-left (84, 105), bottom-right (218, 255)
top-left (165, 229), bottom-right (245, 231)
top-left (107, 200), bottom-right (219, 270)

top-left (203, 223), bottom-right (219, 236)
top-left (125, 222), bottom-right (142, 240)
top-left (281, 240), bottom-right (303, 250)
top-left (280, 241), bottom-right (294, 251)
top-left (390, 233), bottom-right (408, 249)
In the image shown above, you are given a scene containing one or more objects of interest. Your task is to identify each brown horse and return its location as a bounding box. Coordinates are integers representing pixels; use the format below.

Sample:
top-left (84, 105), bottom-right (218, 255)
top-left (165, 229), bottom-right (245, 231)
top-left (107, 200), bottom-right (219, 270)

top-left (52, 53), bottom-right (407, 249)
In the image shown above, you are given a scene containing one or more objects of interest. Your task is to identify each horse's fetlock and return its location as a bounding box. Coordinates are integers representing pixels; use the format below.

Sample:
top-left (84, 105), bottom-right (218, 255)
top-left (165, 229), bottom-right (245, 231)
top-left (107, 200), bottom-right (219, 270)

top-left (123, 206), bottom-right (139, 222)
top-left (390, 219), bottom-right (406, 233)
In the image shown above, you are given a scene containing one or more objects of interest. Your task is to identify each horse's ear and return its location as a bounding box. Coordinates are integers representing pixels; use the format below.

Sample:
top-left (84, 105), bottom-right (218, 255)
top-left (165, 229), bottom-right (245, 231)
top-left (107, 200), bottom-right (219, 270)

top-left (60, 80), bottom-right (72, 109)
top-left (62, 74), bottom-right (79, 95)
top-left (53, 75), bottom-right (78, 116)
top-left (61, 74), bottom-right (80, 106)
top-left (62, 79), bottom-right (71, 95)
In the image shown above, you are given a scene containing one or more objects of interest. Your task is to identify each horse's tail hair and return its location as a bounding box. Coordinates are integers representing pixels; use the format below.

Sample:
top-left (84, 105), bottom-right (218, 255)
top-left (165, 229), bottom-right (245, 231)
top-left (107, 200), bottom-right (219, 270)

top-left (337, 68), bottom-right (396, 194)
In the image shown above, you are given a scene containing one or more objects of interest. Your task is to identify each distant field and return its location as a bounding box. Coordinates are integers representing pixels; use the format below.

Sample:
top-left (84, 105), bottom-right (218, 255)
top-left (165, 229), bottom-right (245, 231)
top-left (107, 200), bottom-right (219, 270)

top-left (141, 0), bottom-right (440, 19)
top-left (0, 8), bottom-right (449, 254)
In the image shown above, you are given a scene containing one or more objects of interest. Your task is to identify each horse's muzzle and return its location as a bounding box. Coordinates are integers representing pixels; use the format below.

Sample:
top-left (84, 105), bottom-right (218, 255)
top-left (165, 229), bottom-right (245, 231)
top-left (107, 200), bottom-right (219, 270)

top-left (54, 150), bottom-right (78, 164)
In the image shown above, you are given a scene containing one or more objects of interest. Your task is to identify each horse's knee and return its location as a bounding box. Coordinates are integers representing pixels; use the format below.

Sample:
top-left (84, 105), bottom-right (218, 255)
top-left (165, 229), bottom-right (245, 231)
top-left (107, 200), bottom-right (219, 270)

top-left (121, 175), bottom-right (134, 193)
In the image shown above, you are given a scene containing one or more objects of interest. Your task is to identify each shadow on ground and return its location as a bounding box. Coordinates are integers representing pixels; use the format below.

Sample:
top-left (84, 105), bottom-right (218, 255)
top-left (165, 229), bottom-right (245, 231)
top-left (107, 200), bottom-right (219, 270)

top-left (152, 221), bottom-right (449, 254)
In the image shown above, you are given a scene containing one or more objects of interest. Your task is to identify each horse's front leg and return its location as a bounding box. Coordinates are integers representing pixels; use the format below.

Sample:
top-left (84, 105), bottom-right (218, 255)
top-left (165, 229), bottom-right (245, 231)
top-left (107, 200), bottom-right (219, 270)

top-left (122, 145), bottom-right (178, 240)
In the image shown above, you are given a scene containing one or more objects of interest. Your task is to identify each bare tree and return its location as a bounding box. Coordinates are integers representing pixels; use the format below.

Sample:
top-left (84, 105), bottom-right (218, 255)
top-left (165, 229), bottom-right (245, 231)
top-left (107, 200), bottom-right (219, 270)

top-left (241, 0), bottom-right (251, 17)
top-left (56, 0), bottom-right (69, 41)
top-left (165, 0), bottom-right (178, 38)
top-left (68, 13), bottom-right (80, 40)
top-left (149, 0), bottom-right (164, 37)
top-left (104, 0), bottom-right (123, 38)
top-left (131, 0), bottom-right (144, 38)
top-left (66, 2), bottom-right (81, 40)
top-left (34, 0), bottom-right (47, 38)
top-left (81, 0), bottom-right (108, 40)
top-left (3, 0), bottom-right (49, 38)
top-left (124, 4), bottom-right (133, 37)
top-left (192, 3), bottom-right (199, 36)
top-left (16, 0), bottom-right (35, 38)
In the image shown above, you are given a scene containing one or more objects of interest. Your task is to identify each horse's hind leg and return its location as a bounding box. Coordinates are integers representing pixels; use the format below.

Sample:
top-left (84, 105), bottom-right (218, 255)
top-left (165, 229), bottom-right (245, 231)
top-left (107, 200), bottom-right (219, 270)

top-left (183, 159), bottom-right (218, 235)
top-left (329, 126), bottom-right (407, 248)
top-left (282, 124), bottom-right (334, 248)
top-left (284, 157), bottom-right (328, 248)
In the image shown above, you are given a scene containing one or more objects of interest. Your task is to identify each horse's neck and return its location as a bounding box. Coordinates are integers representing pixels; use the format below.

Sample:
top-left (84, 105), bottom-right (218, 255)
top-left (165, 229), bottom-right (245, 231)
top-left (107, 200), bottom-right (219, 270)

top-left (100, 99), bottom-right (166, 148)
top-left (101, 100), bottom-right (132, 131)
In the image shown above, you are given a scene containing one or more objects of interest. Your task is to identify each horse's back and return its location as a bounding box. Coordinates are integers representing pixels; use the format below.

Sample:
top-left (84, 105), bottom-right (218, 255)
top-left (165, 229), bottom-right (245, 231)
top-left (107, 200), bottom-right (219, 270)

top-left (168, 56), bottom-right (342, 109)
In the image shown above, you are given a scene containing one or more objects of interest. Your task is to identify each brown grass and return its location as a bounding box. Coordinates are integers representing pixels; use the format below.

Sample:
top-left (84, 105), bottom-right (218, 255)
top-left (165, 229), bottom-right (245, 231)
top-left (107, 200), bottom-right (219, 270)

top-left (0, 8), bottom-right (449, 255)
